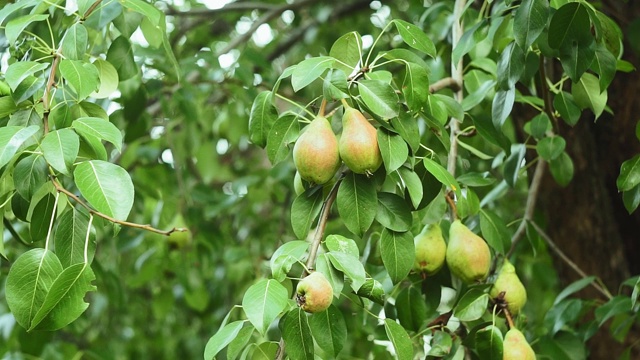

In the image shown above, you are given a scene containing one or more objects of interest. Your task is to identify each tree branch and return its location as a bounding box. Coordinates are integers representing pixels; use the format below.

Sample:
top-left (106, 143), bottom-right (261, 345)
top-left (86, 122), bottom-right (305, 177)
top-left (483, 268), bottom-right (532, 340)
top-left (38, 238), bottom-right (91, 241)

top-left (530, 221), bottom-right (613, 300)
top-left (429, 77), bottom-right (462, 94)
top-left (166, 2), bottom-right (279, 16)
top-left (446, 0), bottom-right (466, 177)
top-left (507, 159), bottom-right (545, 257)
top-left (51, 179), bottom-right (186, 236)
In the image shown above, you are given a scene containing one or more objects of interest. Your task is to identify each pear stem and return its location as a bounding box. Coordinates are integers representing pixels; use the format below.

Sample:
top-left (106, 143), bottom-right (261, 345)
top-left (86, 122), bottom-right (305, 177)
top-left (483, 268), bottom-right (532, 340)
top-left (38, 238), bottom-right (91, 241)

top-left (444, 192), bottom-right (459, 220)
top-left (318, 99), bottom-right (326, 117)
top-left (504, 308), bottom-right (515, 329)
top-left (340, 98), bottom-right (351, 109)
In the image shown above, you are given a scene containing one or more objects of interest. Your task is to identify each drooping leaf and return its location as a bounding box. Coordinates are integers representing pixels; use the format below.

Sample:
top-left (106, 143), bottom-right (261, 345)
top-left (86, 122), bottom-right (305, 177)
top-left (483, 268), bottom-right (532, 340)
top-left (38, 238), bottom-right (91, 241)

top-left (402, 62), bottom-right (430, 111)
top-left (496, 42), bottom-right (525, 90)
top-left (13, 154), bottom-right (47, 200)
top-left (475, 325), bottom-right (504, 360)
top-left (549, 151), bottom-right (574, 187)
top-left (357, 79), bottom-right (399, 120)
top-left (0, 125), bottom-right (40, 169)
top-left (329, 31), bottom-right (362, 75)
top-left (376, 192), bottom-right (412, 232)
top-left (106, 36), bottom-right (138, 81)
top-left (617, 154), bottom-right (640, 192)
top-left (5, 61), bottom-right (48, 92)
top-left (503, 144), bottom-right (526, 188)
top-left (40, 128), bottom-right (80, 175)
top-left (308, 305), bottom-right (347, 358)
top-left (327, 251), bottom-right (365, 292)
top-left (554, 91), bottom-right (581, 126)
top-left (537, 136), bottom-right (567, 161)
top-left (74, 160), bottom-right (134, 221)
top-left (380, 228), bottom-right (414, 284)
top-left (316, 253), bottom-right (344, 298)
top-left (61, 23), bottom-right (88, 60)
top-left (242, 279), bottom-right (288, 336)
top-left (391, 112), bottom-right (420, 152)
top-left (270, 241), bottom-right (309, 282)
top-left (280, 308), bottom-right (314, 360)
top-left (396, 286), bottom-right (427, 332)
top-left (91, 59), bottom-right (119, 99)
top-left (55, 208), bottom-right (96, 268)
top-left (423, 157), bottom-right (460, 192)
top-left (548, 2), bottom-right (592, 49)
top-left (291, 187), bottom-right (323, 240)
top-left (336, 173), bottom-right (377, 237)
top-left (249, 91), bottom-right (278, 148)
top-left (377, 129), bottom-right (408, 174)
top-left (398, 167), bottom-right (423, 209)
top-left (5, 14), bottom-right (49, 44)
top-left (479, 209), bottom-right (509, 254)
top-left (204, 321), bottom-right (246, 360)
top-left (453, 288), bottom-right (490, 322)
top-left (266, 115), bottom-right (300, 165)
top-left (492, 88), bottom-right (516, 130)
top-left (514, 0), bottom-right (549, 49)
top-left (384, 319), bottom-right (413, 360)
top-left (29, 193), bottom-right (57, 242)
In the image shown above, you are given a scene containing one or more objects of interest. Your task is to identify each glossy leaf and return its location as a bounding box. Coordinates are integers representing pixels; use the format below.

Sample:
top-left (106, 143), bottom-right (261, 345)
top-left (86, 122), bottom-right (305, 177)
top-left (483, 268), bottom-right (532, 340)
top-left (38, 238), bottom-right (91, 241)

top-left (537, 136), bottom-right (567, 161)
top-left (41, 128), bottom-right (80, 175)
top-left (479, 209), bottom-right (509, 254)
top-left (325, 234), bottom-right (359, 258)
top-left (5, 61), bottom-right (48, 92)
top-left (475, 325), bottom-right (504, 360)
top-left (270, 241), bottom-right (308, 282)
top-left (91, 59), bottom-right (119, 99)
top-left (357, 79), bottom-right (399, 120)
top-left (61, 23), bottom-right (88, 60)
top-left (391, 112), bottom-right (420, 152)
top-left (423, 157), bottom-right (460, 192)
top-left (0, 125), bottom-right (40, 169)
top-left (384, 319), bottom-right (413, 360)
top-left (266, 115), bottom-right (300, 165)
top-left (376, 192), bottom-right (412, 232)
top-left (398, 167), bottom-right (423, 209)
top-left (453, 288), bottom-right (489, 322)
top-left (308, 305), bottom-right (347, 358)
top-left (204, 321), bottom-right (246, 360)
top-left (291, 187), bottom-right (323, 240)
top-left (74, 160), bottom-right (135, 221)
top-left (592, 43), bottom-right (617, 92)
top-left (280, 308), bottom-right (314, 360)
top-left (396, 286), bottom-right (427, 332)
top-left (13, 154), bottom-right (47, 200)
top-left (327, 251), bottom-right (365, 292)
top-left (106, 36), bottom-right (138, 80)
top-left (496, 42), bottom-right (525, 90)
top-left (59, 60), bottom-right (100, 100)
top-left (336, 172), bottom-right (377, 237)
top-left (492, 88), bottom-right (515, 129)
top-left (617, 154), bottom-right (640, 192)
top-left (377, 129), bottom-right (408, 174)
top-left (29, 193), bottom-right (57, 242)
top-left (55, 209), bottom-right (96, 268)
top-left (554, 91), bottom-right (581, 126)
top-left (403, 62), bottom-right (430, 111)
top-left (380, 228), bottom-right (414, 284)
top-left (249, 91), bottom-right (278, 148)
top-left (291, 56), bottom-right (335, 92)
top-left (393, 19), bottom-right (436, 57)
top-left (514, 0), bottom-right (549, 49)
top-left (548, 2), bottom-right (592, 49)
top-left (549, 152), bottom-right (574, 187)
top-left (355, 278), bottom-right (385, 305)
top-left (329, 31), bottom-right (362, 75)
top-left (503, 144), bottom-right (526, 188)
top-left (316, 253), bottom-right (344, 298)
top-left (5, 14), bottom-right (49, 44)
top-left (242, 279), bottom-right (288, 336)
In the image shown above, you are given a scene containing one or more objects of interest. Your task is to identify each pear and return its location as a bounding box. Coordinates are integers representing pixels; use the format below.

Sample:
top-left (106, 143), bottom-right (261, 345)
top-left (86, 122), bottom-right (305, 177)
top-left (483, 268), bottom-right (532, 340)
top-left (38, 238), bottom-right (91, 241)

top-left (296, 271), bottom-right (333, 313)
top-left (339, 107), bottom-right (382, 175)
top-left (293, 115), bottom-right (340, 184)
top-left (490, 259), bottom-right (527, 315)
top-left (413, 223), bottom-right (447, 275)
top-left (167, 214), bottom-right (191, 250)
top-left (503, 328), bottom-right (536, 360)
top-left (445, 220), bottom-right (491, 284)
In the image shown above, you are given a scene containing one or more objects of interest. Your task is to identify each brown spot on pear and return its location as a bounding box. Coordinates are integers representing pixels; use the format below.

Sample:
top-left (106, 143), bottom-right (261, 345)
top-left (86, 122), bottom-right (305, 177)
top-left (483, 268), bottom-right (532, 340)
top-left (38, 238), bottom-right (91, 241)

top-left (413, 223), bottom-right (446, 275)
top-left (503, 328), bottom-right (536, 360)
top-left (296, 271), bottom-right (333, 313)
top-left (293, 115), bottom-right (340, 184)
top-left (339, 107), bottom-right (382, 175)
top-left (490, 259), bottom-right (527, 316)
top-left (445, 220), bottom-right (491, 283)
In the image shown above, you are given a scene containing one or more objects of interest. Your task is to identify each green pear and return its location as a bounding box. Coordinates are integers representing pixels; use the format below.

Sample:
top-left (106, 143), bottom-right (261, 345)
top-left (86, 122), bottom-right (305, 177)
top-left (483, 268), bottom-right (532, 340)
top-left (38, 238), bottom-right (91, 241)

top-left (167, 214), bottom-right (191, 249)
top-left (503, 328), bottom-right (536, 360)
top-left (445, 220), bottom-right (491, 284)
top-left (293, 115), bottom-right (340, 184)
top-left (339, 107), bottom-right (382, 175)
top-left (413, 223), bottom-right (447, 275)
top-left (490, 259), bottom-right (527, 315)
top-left (296, 271), bottom-right (333, 313)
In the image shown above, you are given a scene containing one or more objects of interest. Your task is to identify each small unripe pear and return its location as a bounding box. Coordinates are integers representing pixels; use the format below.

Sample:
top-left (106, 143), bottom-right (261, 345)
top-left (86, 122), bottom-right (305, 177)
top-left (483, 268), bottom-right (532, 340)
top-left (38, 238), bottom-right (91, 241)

top-left (413, 223), bottom-right (447, 275)
top-left (293, 116), bottom-right (340, 184)
top-left (503, 328), bottom-right (536, 360)
top-left (296, 272), bottom-right (333, 313)
top-left (490, 259), bottom-right (527, 315)
top-left (446, 220), bottom-right (491, 284)
top-left (339, 107), bottom-right (382, 175)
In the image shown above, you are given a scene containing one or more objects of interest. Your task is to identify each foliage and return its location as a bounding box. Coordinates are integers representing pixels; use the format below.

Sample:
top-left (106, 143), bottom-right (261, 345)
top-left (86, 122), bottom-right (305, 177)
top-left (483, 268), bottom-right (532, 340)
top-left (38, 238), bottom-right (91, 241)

top-left (0, 0), bottom-right (638, 359)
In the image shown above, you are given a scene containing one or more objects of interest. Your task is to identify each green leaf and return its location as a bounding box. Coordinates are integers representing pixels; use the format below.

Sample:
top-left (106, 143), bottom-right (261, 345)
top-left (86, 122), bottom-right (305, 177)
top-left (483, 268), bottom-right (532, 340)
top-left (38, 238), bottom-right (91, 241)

top-left (384, 319), bottom-right (413, 360)
top-left (377, 129), bottom-right (408, 174)
top-left (475, 325), bottom-right (504, 360)
top-left (396, 286), bottom-right (427, 332)
top-left (622, 184), bottom-right (640, 214)
top-left (457, 139), bottom-right (494, 160)
top-left (0, 97), bottom-right (17, 118)
top-left (355, 278), bottom-right (385, 305)
top-left (591, 43), bottom-right (617, 92)
top-left (336, 173), bottom-right (377, 237)
top-left (29, 193), bottom-right (57, 242)
top-left (308, 305), bottom-right (347, 358)
top-left (0, 125), bottom-right (39, 169)
top-left (391, 112), bottom-right (420, 153)
top-left (120, 0), bottom-right (161, 25)
top-left (91, 60), bottom-right (119, 99)
top-left (5, 248), bottom-right (63, 329)
top-left (398, 167), bottom-right (423, 209)
top-left (595, 296), bottom-right (632, 327)
top-left (59, 60), bottom-right (100, 101)
top-left (41, 128), bottom-right (80, 175)
top-left (457, 172), bottom-right (496, 187)
top-left (548, 2), bottom-right (592, 49)
top-left (492, 88), bottom-right (515, 129)
top-left (29, 263), bottom-right (96, 331)
top-left (242, 279), bottom-right (288, 336)
top-left (461, 80), bottom-right (495, 111)
top-left (452, 21), bottom-right (485, 68)
top-left (553, 276), bottom-right (596, 306)
top-left (55, 209), bottom-right (96, 268)
top-left (249, 91), bottom-right (278, 148)
top-left (434, 94), bottom-right (464, 122)
top-left (227, 326), bottom-right (254, 360)
top-left (514, 0), bottom-right (549, 49)
top-left (479, 209), bottom-right (509, 254)
top-left (266, 115), bottom-right (300, 165)
top-left (280, 308), bottom-right (314, 360)
top-left (5, 14), bottom-right (49, 44)
top-left (427, 330), bottom-right (453, 357)
top-left (453, 288), bottom-right (489, 321)
top-left (554, 91), bottom-right (581, 126)
top-left (323, 69), bottom-right (349, 101)
top-left (617, 154), bottom-right (640, 192)
top-left (106, 36), bottom-right (138, 81)
top-left (74, 160), bottom-right (134, 221)
top-left (204, 321), bottom-right (246, 360)
top-left (291, 187), bottom-right (323, 240)
top-left (61, 23), bottom-right (88, 60)
top-left (503, 144), bottom-right (526, 188)
top-left (559, 38), bottom-right (595, 82)
top-left (291, 56), bottom-right (335, 92)
top-left (423, 157), bottom-right (460, 192)
top-left (496, 42), bottom-right (525, 90)
top-left (5, 61), bottom-right (48, 92)
top-left (270, 241), bottom-right (309, 282)
top-left (549, 152), bottom-right (574, 187)
top-left (537, 136), bottom-right (566, 161)
top-left (329, 31), bottom-right (362, 75)
top-left (325, 234), bottom-right (359, 258)
top-left (327, 251), bottom-right (365, 292)
top-left (529, 113), bottom-right (552, 140)
top-left (402, 62), bottom-right (430, 111)
top-left (13, 154), bottom-right (47, 200)
top-left (380, 228), bottom-right (414, 284)
top-left (252, 342), bottom-right (279, 359)
top-left (376, 192), bottom-right (412, 232)
top-left (316, 253), bottom-right (344, 299)
top-left (12, 75), bottom-right (45, 103)
top-left (393, 19), bottom-right (436, 58)
top-left (357, 79), bottom-right (399, 120)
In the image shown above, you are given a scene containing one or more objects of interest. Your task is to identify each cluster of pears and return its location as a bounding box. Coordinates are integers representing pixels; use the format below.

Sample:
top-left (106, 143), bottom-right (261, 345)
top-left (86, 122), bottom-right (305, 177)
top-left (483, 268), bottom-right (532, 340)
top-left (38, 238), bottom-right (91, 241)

top-left (503, 327), bottom-right (536, 359)
top-left (445, 220), bottom-right (491, 283)
top-left (295, 271), bottom-right (333, 313)
top-left (292, 101), bottom-right (382, 186)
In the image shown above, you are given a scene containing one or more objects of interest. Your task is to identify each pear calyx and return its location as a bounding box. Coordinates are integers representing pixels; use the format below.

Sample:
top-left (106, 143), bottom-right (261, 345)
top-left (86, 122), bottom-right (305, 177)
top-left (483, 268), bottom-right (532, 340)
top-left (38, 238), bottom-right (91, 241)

top-left (292, 115), bottom-right (340, 184)
top-left (339, 107), bottom-right (382, 175)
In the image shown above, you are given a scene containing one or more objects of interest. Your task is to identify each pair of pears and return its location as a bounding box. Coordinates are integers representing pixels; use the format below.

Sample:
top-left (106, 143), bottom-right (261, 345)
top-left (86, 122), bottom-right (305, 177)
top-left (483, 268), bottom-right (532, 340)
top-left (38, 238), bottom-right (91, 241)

top-left (292, 106), bottom-right (382, 184)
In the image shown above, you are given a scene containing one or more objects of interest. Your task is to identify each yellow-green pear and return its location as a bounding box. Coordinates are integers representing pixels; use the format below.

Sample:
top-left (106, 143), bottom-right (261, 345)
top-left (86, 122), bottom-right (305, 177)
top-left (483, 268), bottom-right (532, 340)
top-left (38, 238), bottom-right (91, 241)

top-left (445, 220), bottom-right (491, 283)
top-left (503, 328), bottom-right (536, 360)
top-left (490, 259), bottom-right (527, 315)
top-left (339, 107), bottom-right (382, 175)
top-left (413, 223), bottom-right (447, 275)
top-left (296, 271), bottom-right (333, 313)
top-left (293, 115), bottom-right (340, 184)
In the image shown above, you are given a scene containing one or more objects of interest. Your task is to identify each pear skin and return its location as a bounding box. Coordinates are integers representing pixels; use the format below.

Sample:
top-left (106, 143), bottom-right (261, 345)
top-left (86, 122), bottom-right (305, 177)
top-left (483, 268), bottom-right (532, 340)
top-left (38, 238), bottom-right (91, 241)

top-left (503, 328), bottom-right (536, 360)
top-left (413, 223), bottom-right (447, 275)
top-left (293, 116), bottom-right (340, 184)
top-left (490, 259), bottom-right (527, 315)
top-left (296, 271), bottom-right (333, 313)
top-left (445, 220), bottom-right (491, 284)
top-left (339, 107), bottom-right (382, 175)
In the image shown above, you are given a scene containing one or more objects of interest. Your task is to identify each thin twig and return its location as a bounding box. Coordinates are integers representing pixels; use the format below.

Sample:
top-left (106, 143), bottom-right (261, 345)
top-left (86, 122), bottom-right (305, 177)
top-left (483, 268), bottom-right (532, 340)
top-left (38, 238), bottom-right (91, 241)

top-left (446, 0), bottom-right (466, 176)
top-left (429, 77), bottom-right (462, 94)
top-left (166, 2), bottom-right (278, 16)
top-left (51, 179), bottom-right (186, 236)
top-left (529, 221), bottom-right (613, 300)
